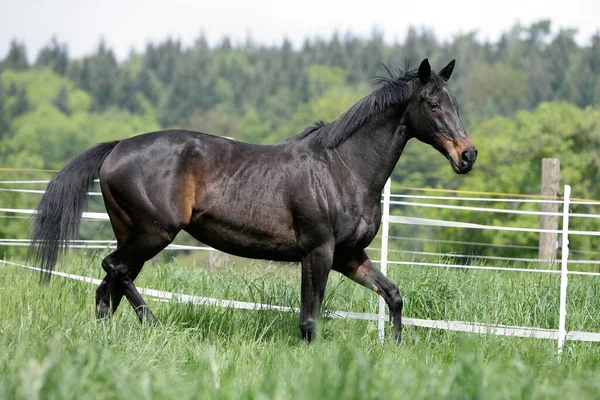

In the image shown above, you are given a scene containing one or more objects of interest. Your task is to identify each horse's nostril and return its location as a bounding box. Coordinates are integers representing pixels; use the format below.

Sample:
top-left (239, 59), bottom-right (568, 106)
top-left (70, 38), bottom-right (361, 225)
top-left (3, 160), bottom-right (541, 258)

top-left (461, 149), bottom-right (475, 168)
top-left (461, 150), bottom-right (470, 164)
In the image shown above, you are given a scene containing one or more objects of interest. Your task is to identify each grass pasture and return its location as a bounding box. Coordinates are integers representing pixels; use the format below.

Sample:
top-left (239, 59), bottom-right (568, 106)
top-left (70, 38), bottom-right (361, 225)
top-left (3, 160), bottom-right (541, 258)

top-left (1, 251), bottom-right (600, 399)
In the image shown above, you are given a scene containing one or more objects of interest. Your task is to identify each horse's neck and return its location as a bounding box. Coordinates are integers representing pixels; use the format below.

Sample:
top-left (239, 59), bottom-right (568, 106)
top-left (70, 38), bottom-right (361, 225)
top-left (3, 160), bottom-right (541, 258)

top-left (335, 114), bottom-right (410, 194)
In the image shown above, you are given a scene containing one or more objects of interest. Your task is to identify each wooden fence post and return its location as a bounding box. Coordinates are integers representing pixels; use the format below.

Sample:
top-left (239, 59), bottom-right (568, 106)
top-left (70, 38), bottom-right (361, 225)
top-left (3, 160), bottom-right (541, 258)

top-left (539, 158), bottom-right (560, 261)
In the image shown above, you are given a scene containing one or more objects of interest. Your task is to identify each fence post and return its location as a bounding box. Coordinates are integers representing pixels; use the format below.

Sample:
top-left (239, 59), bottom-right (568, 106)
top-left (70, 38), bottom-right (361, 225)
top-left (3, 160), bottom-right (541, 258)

top-left (558, 184), bottom-right (571, 356)
top-left (378, 178), bottom-right (392, 343)
top-left (209, 249), bottom-right (230, 271)
top-left (539, 158), bottom-right (560, 261)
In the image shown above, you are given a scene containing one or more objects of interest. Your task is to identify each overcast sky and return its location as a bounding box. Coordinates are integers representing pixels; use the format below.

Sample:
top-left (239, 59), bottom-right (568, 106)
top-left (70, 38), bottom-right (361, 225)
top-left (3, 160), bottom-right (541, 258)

top-left (1, 0), bottom-right (599, 61)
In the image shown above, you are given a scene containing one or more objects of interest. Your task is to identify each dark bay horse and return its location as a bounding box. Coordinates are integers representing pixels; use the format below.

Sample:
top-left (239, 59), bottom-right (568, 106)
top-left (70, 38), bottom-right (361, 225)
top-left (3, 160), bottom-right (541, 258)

top-left (30, 59), bottom-right (477, 343)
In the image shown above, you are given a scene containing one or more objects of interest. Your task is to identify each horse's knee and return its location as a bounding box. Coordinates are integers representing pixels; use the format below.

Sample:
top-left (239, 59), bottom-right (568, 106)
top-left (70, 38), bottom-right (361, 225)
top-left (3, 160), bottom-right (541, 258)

top-left (101, 256), bottom-right (128, 280)
top-left (101, 257), bottom-right (115, 275)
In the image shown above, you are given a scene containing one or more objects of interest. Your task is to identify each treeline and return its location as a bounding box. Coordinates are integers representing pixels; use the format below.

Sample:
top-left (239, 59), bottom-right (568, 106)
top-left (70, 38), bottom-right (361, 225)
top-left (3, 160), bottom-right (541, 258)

top-left (1, 20), bottom-right (600, 263)
top-left (2, 20), bottom-right (599, 136)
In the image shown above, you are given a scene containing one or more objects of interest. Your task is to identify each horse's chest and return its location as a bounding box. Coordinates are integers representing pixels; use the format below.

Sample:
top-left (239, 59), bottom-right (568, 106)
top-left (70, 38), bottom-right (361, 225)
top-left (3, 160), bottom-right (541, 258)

top-left (337, 204), bottom-right (381, 248)
top-left (356, 214), bottom-right (380, 244)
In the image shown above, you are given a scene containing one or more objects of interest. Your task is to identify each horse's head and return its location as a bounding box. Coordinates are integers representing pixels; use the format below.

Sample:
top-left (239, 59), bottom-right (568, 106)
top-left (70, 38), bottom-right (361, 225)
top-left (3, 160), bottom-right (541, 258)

top-left (404, 59), bottom-right (477, 174)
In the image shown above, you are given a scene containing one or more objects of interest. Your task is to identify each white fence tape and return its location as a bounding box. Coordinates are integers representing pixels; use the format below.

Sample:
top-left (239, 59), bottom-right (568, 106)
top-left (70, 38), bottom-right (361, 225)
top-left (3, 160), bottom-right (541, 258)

top-left (0, 180), bottom-right (52, 184)
top-left (2, 258), bottom-right (599, 343)
top-left (0, 207), bottom-right (109, 220)
top-left (390, 200), bottom-right (564, 217)
top-left (0, 238), bottom-right (212, 251)
top-left (389, 235), bottom-right (541, 250)
top-left (390, 215), bottom-right (564, 234)
top-left (389, 194), bottom-right (565, 204)
top-left (0, 188), bottom-right (102, 196)
top-left (392, 215), bottom-right (600, 237)
top-left (570, 200), bottom-right (600, 206)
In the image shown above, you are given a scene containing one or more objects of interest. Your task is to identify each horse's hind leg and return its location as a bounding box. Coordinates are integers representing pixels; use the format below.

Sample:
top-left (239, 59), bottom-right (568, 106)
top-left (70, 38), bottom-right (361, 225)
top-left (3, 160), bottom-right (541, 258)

top-left (102, 252), bottom-right (153, 324)
top-left (95, 206), bottom-right (181, 323)
top-left (100, 227), bottom-right (178, 324)
top-left (95, 211), bottom-right (131, 320)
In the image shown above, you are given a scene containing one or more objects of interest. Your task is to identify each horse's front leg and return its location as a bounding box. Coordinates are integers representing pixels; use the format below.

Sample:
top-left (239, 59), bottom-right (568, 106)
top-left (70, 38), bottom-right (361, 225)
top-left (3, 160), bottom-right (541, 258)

top-left (299, 243), bottom-right (334, 341)
top-left (334, 250), bottom-right (403, 343)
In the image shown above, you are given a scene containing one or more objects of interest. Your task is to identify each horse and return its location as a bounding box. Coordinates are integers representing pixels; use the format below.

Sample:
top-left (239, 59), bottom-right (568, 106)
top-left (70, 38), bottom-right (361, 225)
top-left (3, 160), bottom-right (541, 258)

top-left (29, 58), bottom-right (477, 343)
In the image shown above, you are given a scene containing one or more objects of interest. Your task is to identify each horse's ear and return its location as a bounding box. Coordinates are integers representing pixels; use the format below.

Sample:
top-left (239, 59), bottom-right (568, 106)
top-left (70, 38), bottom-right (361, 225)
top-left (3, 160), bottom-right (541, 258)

top-left (418, 58), bottom-right (431, 84)
top-left (439, 59), bottom-right (455, 81)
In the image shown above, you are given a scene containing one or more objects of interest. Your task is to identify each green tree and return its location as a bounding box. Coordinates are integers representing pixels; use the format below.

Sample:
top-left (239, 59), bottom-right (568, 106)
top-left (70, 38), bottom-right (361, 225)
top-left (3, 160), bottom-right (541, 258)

top-left (0, 81), bottom-right (10, 138)
top-left (52, 85), bottom-right (71, 115)
top-left (545, 29), bottom-right (580, 101)
top-left (157, 60), bottom-right (210, 127)
top-left (8, 84), bottom-right (30, 118)
top-left (180, 106), bottom-right (242, 138)
top-left (114, 70), bottom-right (142, 113)
top-left (577, 62), bottom-right (596, 106)
top-left (143, 38), bottom-right (182, 84)
top-left (361, 29), bottom-right (386, 79)
top-left (88, 41), bottom-right (119, 111)
top-left (589, 33), bottom-right (600, 75)
top-left (463, 63), bottom-right (528, 123)
top-left (35, 37), bottom-right (69, 75)
top-left (137, 69), bottom-right (161, 105)
top-left (1, 40), bottom-right (28, 70)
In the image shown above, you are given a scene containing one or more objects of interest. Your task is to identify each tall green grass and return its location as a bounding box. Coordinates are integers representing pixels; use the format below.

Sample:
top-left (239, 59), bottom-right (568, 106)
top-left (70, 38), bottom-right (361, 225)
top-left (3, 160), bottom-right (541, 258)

top-left (1, 253), bottom-right (600, 399)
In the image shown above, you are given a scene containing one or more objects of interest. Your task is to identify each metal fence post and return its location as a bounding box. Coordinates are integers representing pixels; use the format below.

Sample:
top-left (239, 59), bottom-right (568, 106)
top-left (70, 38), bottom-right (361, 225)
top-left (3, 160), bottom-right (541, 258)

top-left (378, 178), bottom-right (391, 343)
top-left (558, 184), bottom-right (571, 356)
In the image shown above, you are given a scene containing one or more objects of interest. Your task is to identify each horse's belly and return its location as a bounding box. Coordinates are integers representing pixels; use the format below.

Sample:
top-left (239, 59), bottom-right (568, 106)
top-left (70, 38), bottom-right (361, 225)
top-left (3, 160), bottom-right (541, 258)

top-left (185, 215), bottom-right (300, 262)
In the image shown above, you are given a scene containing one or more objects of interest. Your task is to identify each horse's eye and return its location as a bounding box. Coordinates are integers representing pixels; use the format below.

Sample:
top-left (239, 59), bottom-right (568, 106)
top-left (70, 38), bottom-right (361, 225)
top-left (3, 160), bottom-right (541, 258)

top-left (428, 101), bottom-right (440, 109)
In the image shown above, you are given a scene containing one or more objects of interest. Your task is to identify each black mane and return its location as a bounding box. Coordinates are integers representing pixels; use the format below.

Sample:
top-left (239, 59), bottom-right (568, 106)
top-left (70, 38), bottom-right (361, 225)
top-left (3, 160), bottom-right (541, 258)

top-left (287, 64), bottom-right (445, 148)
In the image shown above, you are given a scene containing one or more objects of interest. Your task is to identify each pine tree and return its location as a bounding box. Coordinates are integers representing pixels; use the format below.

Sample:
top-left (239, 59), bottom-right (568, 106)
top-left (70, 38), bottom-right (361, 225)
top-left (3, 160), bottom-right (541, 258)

top-left (1, 39), bottom-right (28, 70)
top-left (35, 37), bottom-right (69, 75)
top-left (53, 85), bottom-right (71, 115)
top-left (9, 85), bottom-right (30, 118)
top-left (0, 81), bottom-right (11, 138)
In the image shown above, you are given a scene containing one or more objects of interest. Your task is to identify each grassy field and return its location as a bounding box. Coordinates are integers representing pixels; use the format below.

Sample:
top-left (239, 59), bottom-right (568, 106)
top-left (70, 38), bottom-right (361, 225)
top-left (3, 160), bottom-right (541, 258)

top-left (2, 251), bottom-right (600, 399)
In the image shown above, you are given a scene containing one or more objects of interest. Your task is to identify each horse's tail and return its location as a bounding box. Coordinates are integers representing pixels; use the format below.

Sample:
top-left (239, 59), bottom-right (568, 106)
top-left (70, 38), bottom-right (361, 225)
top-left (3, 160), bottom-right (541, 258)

top-left (29, 141), bottom-right (120, 280)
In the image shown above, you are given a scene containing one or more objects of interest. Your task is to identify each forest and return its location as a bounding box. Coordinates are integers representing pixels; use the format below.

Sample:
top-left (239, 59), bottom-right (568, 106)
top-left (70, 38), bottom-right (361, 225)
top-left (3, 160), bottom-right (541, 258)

top-left (1, 19), bottom-right (600, 260)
